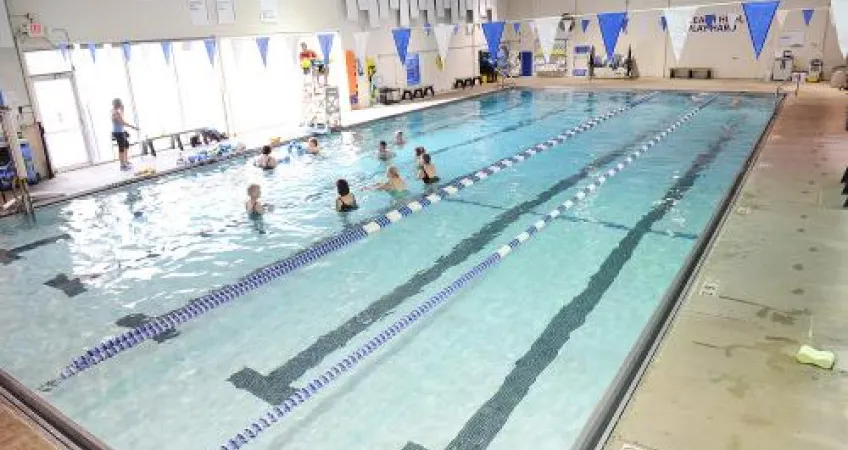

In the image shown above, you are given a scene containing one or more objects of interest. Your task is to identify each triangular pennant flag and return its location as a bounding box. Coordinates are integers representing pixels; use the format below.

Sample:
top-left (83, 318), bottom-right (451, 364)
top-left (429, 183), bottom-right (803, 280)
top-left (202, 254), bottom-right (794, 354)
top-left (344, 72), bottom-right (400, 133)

top-left (433, 23), bottom-right (453, 68)
top-left (533, 17), bottom-right (560, 63)
top-left (481, 21), bottom-right (505, 65)
top-left (513, 22), bottom-right (521, 34)
top-left (59, 42), bottom-right (70, 61)
top-left (353, 31), bottom-right (370, 63)
top-left (802, 9), bottom-right (814, 26)
top-left (834, 0), bottom-right (848, 57)
top-left (466, 23), bottom-right (474, 34)
top-left (660, 16), bottom-right (667, 31)
top-left (425, 23), bottom-right (432, 36)
top-left (775, 10), bottom-right (789, 29)
top-left (203, 38), bottom-right (217, 66)
top-left (121, 42), bottom-right (131, 62)
top-left (454, 24), bottom-right (460, 35)
top-left (705, 14), bottom-right (717, 28)
top-left (597, 12), bottom-right (627, 61)
top-left (742, 1), bottom-right (780, 59)
top-left (664, 6), bottom-right (697, 62)
top-left (621, 16), bottom-right (629, 33)
top-left (161, 41), bottom-right (173, 64)
top-left (392, 27), bottom-right (411, 65)
top-left (317, 33), bottom-right (334, 65)
top-left (581, 18), bottom-right (590, 33)
top-left (87, 43), bottom-right (97, 63)
top-left (255, 36), bottom-right (270, 67)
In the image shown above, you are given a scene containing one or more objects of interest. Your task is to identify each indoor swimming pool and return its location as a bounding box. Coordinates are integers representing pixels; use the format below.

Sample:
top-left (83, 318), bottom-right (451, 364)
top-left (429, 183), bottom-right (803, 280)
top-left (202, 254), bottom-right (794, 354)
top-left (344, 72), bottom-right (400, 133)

top-left (0, 89), bottom-right (779, 450)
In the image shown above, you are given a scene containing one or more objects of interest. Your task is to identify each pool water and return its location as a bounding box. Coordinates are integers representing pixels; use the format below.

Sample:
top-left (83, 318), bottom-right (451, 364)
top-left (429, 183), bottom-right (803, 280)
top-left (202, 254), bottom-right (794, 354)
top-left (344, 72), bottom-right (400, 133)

top-left (0, 89), bottom-right (777, 450)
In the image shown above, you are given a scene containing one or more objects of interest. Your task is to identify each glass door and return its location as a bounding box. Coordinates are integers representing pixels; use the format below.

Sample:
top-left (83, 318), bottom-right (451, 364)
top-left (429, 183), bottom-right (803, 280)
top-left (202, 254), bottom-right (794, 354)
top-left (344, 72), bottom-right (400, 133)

top-left (31, 74), bottom-right (93, 170)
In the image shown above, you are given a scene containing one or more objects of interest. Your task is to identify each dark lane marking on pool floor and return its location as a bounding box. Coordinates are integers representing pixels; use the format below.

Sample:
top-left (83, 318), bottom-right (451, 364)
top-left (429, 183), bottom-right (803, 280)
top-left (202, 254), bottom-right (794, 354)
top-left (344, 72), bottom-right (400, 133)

top-left (227, 111), bottom-right (683, 405)
top-left (443, 198), bottom-right (699, 241)
top-left (404, 119), bottom-right (742, 450)
top-left (44, 273), bottom-right (87, 297)
top-left (0, 233), bottom-right (72, 265)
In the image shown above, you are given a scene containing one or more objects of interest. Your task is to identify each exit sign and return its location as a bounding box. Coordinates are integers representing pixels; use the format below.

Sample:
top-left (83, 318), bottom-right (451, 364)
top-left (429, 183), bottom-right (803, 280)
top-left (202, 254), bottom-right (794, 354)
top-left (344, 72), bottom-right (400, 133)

top-left (27, 22), bottom-right (45, 38)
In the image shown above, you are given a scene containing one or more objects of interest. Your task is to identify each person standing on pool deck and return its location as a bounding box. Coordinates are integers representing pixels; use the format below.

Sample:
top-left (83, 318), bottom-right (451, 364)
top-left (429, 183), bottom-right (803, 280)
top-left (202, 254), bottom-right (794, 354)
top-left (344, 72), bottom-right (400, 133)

top-left (377, 141), bottom-right (395, 161)
top-left (112, 98), bottom-right (138, 171)
top-left (417, 153), bottom-right (440, 185)
top-left (335, 179), bottom-right (358, 212)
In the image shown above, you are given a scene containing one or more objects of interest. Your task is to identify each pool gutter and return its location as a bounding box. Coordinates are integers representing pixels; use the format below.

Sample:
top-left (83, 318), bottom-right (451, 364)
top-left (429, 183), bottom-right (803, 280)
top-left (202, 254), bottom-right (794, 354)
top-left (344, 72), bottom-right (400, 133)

top-left (570, 93), bottom-right (788, 450)
top-left (0, 369), bottom-right (112, 450)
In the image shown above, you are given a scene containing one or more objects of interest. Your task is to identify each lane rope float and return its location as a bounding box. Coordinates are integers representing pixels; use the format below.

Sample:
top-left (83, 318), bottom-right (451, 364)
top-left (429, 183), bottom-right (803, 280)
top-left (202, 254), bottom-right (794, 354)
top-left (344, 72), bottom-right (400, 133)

top-left (40, 92), bottom-right (661, 392)
top-left (218, 94), bottom-right (718, 450)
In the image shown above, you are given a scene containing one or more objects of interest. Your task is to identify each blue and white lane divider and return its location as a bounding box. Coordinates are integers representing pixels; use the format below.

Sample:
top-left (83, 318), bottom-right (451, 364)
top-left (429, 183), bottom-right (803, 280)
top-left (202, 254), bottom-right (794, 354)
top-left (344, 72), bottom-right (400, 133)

top-left (40, 92), bottom-right (661, 392)
top-left (217, 95), bottom-right (718, 450)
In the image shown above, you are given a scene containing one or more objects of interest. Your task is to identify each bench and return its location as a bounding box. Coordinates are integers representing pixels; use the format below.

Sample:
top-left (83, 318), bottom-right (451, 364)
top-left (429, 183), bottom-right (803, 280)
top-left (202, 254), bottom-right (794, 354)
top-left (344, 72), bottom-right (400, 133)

top-left (138, 128), bottom-right (224, 157)
top-left (378, 87), bottom-right (402, 105)
top-left (400, 85), bottom-right (435, 101)
top-left (453, 76), bottom-right (484, 89)
top-left (670, 67), bottom-right (713, 80)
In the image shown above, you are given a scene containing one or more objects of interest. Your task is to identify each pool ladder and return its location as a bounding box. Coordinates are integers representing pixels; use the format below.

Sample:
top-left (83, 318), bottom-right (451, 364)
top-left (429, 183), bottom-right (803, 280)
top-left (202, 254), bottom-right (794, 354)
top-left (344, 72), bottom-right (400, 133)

top-left (1, 177), bottom-right (35, 217)
top-left (775, 74), bottom-right (802, 101)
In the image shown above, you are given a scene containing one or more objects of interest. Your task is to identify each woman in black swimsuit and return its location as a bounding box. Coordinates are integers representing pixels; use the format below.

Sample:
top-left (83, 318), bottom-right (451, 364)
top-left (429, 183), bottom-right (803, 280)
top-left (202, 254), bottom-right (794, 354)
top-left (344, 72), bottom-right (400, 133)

top-left (335, 179), bottom-right (358, 212)
top-left (417, 154), bottom-right (440, 185)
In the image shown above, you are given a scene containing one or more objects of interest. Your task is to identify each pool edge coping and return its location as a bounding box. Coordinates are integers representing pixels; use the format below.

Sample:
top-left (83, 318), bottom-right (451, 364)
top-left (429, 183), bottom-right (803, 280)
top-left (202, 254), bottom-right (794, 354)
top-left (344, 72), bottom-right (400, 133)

top-left (569, 93), bottom-right (788, 450)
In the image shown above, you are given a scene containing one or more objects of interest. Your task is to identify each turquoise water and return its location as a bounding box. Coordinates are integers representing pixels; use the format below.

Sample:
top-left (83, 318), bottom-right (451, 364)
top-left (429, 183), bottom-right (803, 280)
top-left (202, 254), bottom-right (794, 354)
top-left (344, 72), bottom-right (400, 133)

top-left (0, 90), bottom-right (777, 450)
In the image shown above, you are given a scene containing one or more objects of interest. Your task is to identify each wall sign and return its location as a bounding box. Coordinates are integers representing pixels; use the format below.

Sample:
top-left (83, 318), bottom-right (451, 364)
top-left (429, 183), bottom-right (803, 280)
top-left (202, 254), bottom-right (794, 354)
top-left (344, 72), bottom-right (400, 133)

top-left (406, 53), bottom-right (420, 85)
top-left (778, 31), bottom-right (805, 48)
top-left (689, 14), bottom-right (744, 32)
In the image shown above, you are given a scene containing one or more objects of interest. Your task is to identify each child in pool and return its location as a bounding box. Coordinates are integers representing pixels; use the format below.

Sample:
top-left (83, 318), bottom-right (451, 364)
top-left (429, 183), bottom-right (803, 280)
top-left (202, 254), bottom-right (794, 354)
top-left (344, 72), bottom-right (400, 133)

top-left (377, 141), bottom-right (395, 161)
top-left (417, 153), bottom-right (440, 185)
top-left (245, 184), bottom-right (273, 218)
top-left (395, 130), bottom-right (407, 146)
top-left (335, 179), bottom-right (358, 212)
top-left (414, 147), bottom-right (427, 168)
top-left (306, 137), bottom-right (321, 155)
top-left (254, 146), bottom-right (278, 170)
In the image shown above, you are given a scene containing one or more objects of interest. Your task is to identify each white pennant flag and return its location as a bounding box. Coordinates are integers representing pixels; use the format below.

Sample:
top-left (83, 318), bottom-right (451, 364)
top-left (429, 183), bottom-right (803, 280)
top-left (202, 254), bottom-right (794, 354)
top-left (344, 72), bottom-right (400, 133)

top-left (775, 10), bottom-right (789, 29)
top-left (834, 0), bottom-right (848, 57)
top-left (533, 16), bottom-right (561, 63)
top-left (664, 6), bottom-right (697, 62)
top-left (433, 23), bottom-right (454, 67)
top-left (353, 31), bottom-right (370, 62)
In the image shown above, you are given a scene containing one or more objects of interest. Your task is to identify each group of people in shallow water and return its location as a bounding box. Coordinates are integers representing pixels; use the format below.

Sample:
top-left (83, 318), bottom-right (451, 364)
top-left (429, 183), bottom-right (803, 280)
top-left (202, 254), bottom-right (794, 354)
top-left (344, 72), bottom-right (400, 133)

top-left (245, 130), bottom-right (440, 218)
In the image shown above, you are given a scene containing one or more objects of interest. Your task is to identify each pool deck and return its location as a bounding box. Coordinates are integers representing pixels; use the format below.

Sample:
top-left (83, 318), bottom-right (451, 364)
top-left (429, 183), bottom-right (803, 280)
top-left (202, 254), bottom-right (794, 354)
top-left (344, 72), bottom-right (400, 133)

top-left (3, 78), bottom-right (847, 449)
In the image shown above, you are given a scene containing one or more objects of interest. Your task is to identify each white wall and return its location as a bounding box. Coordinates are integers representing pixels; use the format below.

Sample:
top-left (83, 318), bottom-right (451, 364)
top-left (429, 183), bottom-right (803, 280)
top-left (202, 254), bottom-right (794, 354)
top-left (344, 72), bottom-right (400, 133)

top-left (504, 0), bottom-right (845, 79)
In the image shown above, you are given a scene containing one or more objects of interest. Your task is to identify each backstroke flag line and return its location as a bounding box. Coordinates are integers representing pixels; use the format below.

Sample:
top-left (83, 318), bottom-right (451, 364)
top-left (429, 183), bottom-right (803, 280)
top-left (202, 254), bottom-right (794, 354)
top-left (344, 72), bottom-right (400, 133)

top-left (664, 6), bottom-right (697, 62)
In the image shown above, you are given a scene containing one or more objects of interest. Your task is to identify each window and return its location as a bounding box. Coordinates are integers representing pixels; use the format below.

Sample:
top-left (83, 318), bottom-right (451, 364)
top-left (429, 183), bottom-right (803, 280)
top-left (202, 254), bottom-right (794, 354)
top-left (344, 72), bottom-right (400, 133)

top-left (127, 43), bottom-right (183, 137)
top-left (173, 40), bottom-right (227, 131)
top-left (25, 50), bottom-right (71, 75)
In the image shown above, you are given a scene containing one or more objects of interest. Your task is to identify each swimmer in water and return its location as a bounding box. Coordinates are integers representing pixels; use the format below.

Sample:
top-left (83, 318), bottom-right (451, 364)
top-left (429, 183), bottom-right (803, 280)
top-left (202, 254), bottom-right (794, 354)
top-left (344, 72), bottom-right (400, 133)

top-left (245, 184), bottom-right (273, 218)
top-left (414, 147), bottom-right (427, 168)
top-left (306, 137), bottom-right (321, 155)
top-left (369, 166), bottom-right (408, 193)
top-left (335, 179), bottom-right (358, 212)
top-left (377, 141), bottom-right (395, 161)
top-left (417, 153), bottom-right (441, 185)
top-left (254, 145), bottom-right (278, 170)
top-left (395, 130), bottom-right (407, 146)
top-left (731, 97), bottom-right (742, 108)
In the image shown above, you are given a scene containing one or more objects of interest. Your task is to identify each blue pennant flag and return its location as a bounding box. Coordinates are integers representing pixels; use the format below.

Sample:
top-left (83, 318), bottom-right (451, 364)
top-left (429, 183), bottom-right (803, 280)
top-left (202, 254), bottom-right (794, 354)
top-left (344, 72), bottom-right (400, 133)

top-left (802, 9), bottom-right (814, 26)
top-left (481, 21), bottom-right (505, 65)
top-left (581, 18), bottom-right (590, 33)
top-left (88, 43), bottom-right (97, 63)
top-left (513, 22), bottom-right (521, 34)
top-left (203, 38), bottom-right (217, 66)
top-left (742, 1), bottom-right (780, 59)
top-left (255, 37), bottom-right (270, 67)
top-left (161, 41), bottom-right (173, 64)
top-left (597, 12), bottom-right (627, 61)
top-left (425, 23), bottom-right (432, 36)
top-left (392, 27), bottom-right (411, 65)
top-left (121, 42), bottom-right (131, 62)
top-left (454, 24), bottom-right (460, 35)
top-left (661, 16), bottom-right (667, 31)
top-left (317, 33), bottom-right (334, 65)
top-left (705, 14), bottom-right (717, 28)
top-left (59, 42), bottom-right (70, 61)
